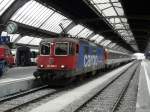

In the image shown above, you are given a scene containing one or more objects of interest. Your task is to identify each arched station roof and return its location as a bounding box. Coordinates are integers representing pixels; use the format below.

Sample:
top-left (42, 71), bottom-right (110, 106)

top-left (0, 0), bottom-right (146, 53)
top-left (120, 0), bottom-right (150, 52)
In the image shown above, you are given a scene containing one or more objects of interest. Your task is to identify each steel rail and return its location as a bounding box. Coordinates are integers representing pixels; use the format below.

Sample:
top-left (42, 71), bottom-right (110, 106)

top-left (74, 62), bottom-right (138, 112)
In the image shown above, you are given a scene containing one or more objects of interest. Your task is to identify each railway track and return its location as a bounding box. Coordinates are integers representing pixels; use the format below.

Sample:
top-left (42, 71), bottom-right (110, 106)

top-left (0, 85), bottom-right (60, 112)
top-left (0, 74), bottom-right (102, 112)
top-left (75, 62), bottom-right (139, 112)
top-left (114, 64), bottom-right (140, 112)
top-left (0, 62), bottom-right (137, 112)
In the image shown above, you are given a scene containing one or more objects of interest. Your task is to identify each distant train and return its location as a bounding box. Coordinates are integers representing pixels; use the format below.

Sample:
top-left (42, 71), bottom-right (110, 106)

top-left (11, 47), bottom-right (39, 66)
top-left (33, 37), bottom-right (132, 84)
top-left (0, 44), bottom-right (14, 75)
top-left (145, 52), bottom-right (150, 60)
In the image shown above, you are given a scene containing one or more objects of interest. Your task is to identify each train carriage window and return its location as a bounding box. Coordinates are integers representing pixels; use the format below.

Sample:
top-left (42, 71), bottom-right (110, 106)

top-left (55, 42), bottom-right (68, 55)
top-left (41, 43), bottom-right (50, 55)
top-left (93, 47), bottom-right (97, 55)
top-left (76, 44), bottom-right (79, 54)
top-left (84, 46), bottom-right (89, 54)
top-left (31, 51), bottom-right (39, 58)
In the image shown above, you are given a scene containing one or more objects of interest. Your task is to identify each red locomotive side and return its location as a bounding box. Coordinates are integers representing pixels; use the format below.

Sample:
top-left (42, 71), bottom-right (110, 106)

top-left (0, 45), bottom-right (14, 66)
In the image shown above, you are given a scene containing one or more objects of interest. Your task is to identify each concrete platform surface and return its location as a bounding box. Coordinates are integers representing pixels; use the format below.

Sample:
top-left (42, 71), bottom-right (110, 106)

top-left (0, 66), bottom-right (40, 98)
top-left (0, 66), bottom-right (36, 83)
top-left (136, 60), bottom-right (150, 112)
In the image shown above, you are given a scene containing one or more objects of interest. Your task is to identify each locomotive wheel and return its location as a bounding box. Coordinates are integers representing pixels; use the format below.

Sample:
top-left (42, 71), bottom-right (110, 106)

top-left (47, 76), bottom-right (77, 87)
top-left (91, 70), bottom-right (97, 76)
top-left (79, 75), bottom-right (85, 81)
top-left (0, 70), bottom-right (2, 77)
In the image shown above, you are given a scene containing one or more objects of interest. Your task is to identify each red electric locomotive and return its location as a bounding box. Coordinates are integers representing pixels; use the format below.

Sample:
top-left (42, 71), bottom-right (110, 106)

top-left (0, 45), bottom-right (14, 65)
top-left (33, 37), bottom-right (131, 85)
top-left (34, 38), bottom-right (80, 83)
top-left (33, 37), bottom-right (106, 84)
top-left (0, 44), bottom-right (14, 75)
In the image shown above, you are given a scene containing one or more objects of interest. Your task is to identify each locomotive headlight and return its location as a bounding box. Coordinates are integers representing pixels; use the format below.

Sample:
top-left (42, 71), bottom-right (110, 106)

top-left (40, 65), bottom-right (44, 68)
top-left (61, 65), bottom-right (65, 68)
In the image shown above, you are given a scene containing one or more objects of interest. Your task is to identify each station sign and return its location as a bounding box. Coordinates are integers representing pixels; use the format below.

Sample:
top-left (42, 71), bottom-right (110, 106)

top-left (0, 36), bottom-right (10, 44)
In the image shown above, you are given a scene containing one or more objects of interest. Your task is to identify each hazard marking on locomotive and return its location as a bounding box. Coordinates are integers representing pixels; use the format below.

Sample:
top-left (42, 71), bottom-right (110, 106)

top-left (84, 55), bottom-right (99, 67)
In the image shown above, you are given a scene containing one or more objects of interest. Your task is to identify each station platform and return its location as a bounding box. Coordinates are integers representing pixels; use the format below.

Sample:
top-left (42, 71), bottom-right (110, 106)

top-left (136, 60), bottom-right (150, 112)
top-left (0, 66), bottom-right (36, 84)
top-left (0, 66), bottom-right (37, 98)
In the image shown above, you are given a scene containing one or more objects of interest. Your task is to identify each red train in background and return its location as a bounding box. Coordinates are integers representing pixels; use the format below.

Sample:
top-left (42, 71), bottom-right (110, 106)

top-left (0, 44), bottom-right (14, 65)
top-left (33, 37), bottom-right (132, 85)
top-left (0, 35), bottom-right (15, 76)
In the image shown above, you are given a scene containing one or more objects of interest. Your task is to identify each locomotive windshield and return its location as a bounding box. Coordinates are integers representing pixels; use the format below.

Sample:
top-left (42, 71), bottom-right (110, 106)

top-left (40, 43), bottom-right (50, 55)
top-left (55, 42), bottom-right (68, 55)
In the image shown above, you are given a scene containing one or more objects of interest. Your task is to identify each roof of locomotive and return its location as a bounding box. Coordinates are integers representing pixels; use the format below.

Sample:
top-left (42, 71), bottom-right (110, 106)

top-left (40, 37), bottom-right (79, 44)
top-left (40, 37), bottom-right (104, 48)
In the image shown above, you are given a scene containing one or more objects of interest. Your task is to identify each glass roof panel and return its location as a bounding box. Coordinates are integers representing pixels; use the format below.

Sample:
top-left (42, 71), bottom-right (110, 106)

top-left (121, 18), bottom-right (127, 23)
top-left (100, 40), bottom-right (106, 46)
top-left (0, 0), bottom-right (15, 16)
top-left (88, 0), bottom-right (137, 49)
top-left (102, 40), bottom-right (108, 46)
top-left (17, 36), bottom-right (34, 44)
top-left (11, 1), bottom-right (36, 22)
top-left (111, 0), bottom-right (118, 2)
top-left (92, 0), bottom-right (109, 4)
top-left (19, 2), bottom-right (42, 24)
top-left (24, 5), bottom-right (50, 26)
top-left (32, 8), bottom-right (53, 27)
top-left (113, 3), bottom-right (121, 7)
top-left (8, 34), bottom-right (20, 42)
top-left (109, 18), bottom-right (121, 23)
top-left (28, 38), bottom-right (42, 45)
top-left (40, 12), bottom-right (72, 33)
top-left (77, 28), bottom-right (93, 38)
top-left (103, 7), bottom-right (117, 16)
top-left (11, 0), bottom-right (54, 28)
top-left (95, 35), bottom-right (104, 43)
top-left (115, 7), bottom-right (124, 16)
top-left (96, 4), bottom-right (111, 10)
top-left (118, 29), bottom-right (126, 33)
top-left (111, 43), bottom-right (116, 48)
top-left (11, 0), bottom-right (72, 34)
top-left (108, 43), bottom-right (116, 48)
top-left (68, 24), bottom-right (85, 36)
top-left (103, 40), bottom-right (111, 46)
top-left (90, 34), bottom-right (99, 40)
top-left (115, 24), bottom-right (124, 29)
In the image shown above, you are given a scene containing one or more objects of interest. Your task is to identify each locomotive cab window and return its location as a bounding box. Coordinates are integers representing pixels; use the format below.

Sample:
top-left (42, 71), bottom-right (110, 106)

top-left (55, 42), bottom-right (68, 55)
top-left (40, 43), bottom-right (50, 55)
